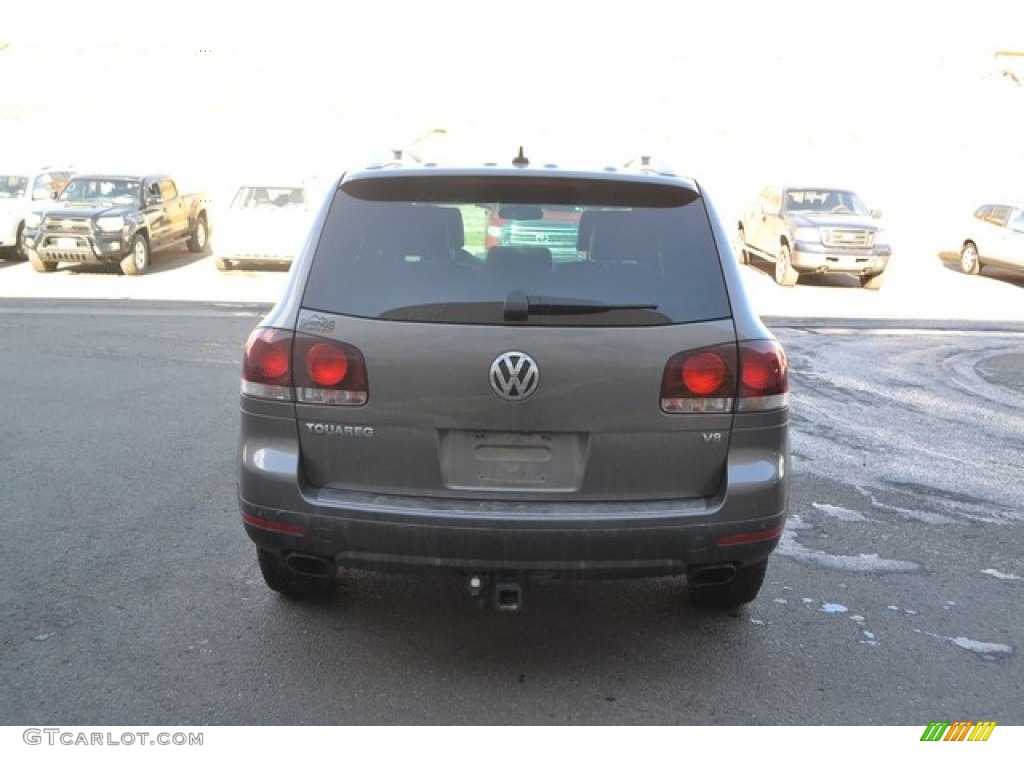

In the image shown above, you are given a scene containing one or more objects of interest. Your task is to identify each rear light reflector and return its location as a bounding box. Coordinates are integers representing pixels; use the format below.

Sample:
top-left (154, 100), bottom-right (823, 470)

top-left (241, 512), bottom-right (307, 536)
top-left (716, 526), bottom-right (784, 547)
top-left (240, 326), bottom-right (369, 405)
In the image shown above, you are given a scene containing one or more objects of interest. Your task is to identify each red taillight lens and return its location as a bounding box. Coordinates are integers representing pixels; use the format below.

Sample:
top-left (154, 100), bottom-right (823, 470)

top-left (245, 329), bottom-right (291, 382)
top-left (682, 352), bottom-right (728, 396)
top-left (737, 340), bottom-right (788, 410)
top-left (661, 345), bottom-right (736, 413)
top-left (306, 343), bottom-right (350, 387)
top-left (241, 327), bottom-right (293, 400)
top-left (294, 335), bottom-right (368, 405)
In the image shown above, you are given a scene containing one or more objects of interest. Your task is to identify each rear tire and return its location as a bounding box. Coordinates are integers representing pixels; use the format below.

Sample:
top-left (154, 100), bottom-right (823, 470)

top-left (28, 252), bottom-right (57, 272)
top-left (187, 214), bottom-right (209, 254)
top-left (859, 271), bottom-right (886, 290)
top-left (689, 560), bottom-right (768, 609)
top-left (774, 244), bottom-right (799, 286)
top-left (734, 225), bottom-right (751, 265)
top-left (120, 233), bottom-right (150, 275)
top-left (256, 548), bottom-right (335, 597)
top-left (13, 222), bottom-right (28, 260)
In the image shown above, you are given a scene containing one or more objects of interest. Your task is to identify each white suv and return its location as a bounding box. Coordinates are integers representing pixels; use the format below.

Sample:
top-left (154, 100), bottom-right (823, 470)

top-left (0, 167), bottom-right (75, 260)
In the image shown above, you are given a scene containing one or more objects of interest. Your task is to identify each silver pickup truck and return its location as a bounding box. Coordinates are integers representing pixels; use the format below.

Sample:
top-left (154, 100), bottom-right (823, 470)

top-left (735, 185), bottom-right (891, 289)
top-left (23, 173), bottom-right (211, 275)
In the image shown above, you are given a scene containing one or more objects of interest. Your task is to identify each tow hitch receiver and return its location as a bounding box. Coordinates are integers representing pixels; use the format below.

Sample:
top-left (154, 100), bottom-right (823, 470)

top-left (467, 574), bottom-right (527, 612)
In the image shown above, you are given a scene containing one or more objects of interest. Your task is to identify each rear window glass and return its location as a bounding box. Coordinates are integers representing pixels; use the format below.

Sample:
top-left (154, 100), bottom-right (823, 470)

top-left (231, 186), bottom-right (307, 209)
top-left (302, 175), bottom-right (730, 326)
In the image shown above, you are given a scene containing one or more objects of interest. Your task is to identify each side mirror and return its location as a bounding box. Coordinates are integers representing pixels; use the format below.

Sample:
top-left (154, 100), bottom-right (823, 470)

top-left (871, 209), bottom-right (882, 219)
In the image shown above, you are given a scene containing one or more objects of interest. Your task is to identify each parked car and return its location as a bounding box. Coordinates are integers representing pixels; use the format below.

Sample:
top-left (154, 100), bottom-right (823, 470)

top-left (0, 166), bottom-right (74, 260)
top-left (236, 153), bottom-right (790, 612)
top-left (736, 185), bottom-right (891, 289)
top-left (957, 201), bottom-right (1024, 276)
top-left (214, 182), bottom-right (316, 271)
top-left (484, 203), bottom-right (581, 262)
top-left (22, 173), bottom-right (211, 275)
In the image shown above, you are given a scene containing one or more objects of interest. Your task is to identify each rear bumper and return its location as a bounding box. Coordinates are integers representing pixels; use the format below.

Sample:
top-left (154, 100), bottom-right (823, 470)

top-left (241, 497), bottom-right (785, 577)
top-left (238, 403), bottom-right (789, 578)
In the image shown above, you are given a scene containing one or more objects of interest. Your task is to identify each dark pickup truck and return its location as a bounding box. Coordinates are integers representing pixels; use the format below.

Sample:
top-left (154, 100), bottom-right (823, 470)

top-left (23, 173), bottom-right (210, 275)
top-left (735, 185), bottom-right (891, 289)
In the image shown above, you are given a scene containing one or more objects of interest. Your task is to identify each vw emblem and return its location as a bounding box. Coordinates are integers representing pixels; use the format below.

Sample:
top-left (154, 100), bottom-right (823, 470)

top-left (490, 351), bottom-right (539, 401)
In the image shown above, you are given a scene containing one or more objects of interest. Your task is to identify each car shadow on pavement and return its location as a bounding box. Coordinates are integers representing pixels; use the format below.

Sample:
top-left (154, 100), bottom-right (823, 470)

top-left (49, 244), bottom-right (211, 277)
top-left (938, 255), bottom-right (1024, 288)
top-left (742, 260), bottom-right (862, 289)
top-left (253, 569), bottom-right (759, 699)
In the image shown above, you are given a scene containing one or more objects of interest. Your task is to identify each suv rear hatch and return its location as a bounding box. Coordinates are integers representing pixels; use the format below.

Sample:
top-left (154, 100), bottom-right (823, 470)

top-left (291, 172), bottom-right (740, 502)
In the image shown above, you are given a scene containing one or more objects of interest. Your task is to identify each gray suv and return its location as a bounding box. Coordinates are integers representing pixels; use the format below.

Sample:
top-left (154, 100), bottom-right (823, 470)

top-left (237, 154), bottom-right (790, 611)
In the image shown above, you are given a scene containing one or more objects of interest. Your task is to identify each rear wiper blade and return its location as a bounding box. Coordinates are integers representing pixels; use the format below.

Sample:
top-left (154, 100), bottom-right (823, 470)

top-left (503, 290), bottom-right (658, 321)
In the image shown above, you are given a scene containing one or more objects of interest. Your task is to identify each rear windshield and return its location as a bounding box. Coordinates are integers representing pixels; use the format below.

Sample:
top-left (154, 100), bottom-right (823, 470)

top-left (302, 175), bottom-right (730, 326)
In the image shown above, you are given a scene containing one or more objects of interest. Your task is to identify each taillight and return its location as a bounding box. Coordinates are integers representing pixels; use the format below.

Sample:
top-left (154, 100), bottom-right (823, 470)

top-left (660, 340), bottom-right (788, 414)
top-left (306, 343), bottom-right (349, 387)
top-left (240, 328), bottom-right (369, 405)
top-left (661, 345), bottom-right (735, 413)
top-left (737, 340), bottom-right (788, 411)
top-left (293, 335), bottom-right (368, 405)
top-left (241, 327), bottom-right (293, 400)
top-left (682, 352), bottom-right (728, 396)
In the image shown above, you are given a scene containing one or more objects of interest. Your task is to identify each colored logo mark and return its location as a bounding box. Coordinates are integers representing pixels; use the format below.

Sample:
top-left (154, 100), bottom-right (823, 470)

top-left (920, 721), bottom-right (996, 742)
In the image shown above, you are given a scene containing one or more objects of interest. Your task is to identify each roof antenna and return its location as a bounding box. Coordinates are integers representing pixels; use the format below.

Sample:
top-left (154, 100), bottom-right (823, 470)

top-left (512, 146), bottom-right (530, 168)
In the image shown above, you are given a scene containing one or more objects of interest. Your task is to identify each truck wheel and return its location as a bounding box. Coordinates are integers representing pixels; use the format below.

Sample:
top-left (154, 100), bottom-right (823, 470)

top-left (959, 242), bottom-right (981, 275)
top-left (734, 225), bottom-right (751, 265)
top-left (187, 214), bottom-right (209, 254)
top-left (214, 257), bottom-right (232, 271)
top-left (256, 549), bottom-right (335, 598)
top-left (14, 223), bottom-right (28, 260)
top-left (859, 272), bottom-right (886, 290)
top-left (28, 252), bottom-right (57, 273)
top-left (690, 560), bottom-right (768, 610)
top-left (774, 244), bottom-right (799, 286)
top-left (120, 233), bottom-right (150, 275)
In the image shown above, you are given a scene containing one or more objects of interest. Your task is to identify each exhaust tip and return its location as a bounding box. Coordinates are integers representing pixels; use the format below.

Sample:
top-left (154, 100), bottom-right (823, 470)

top-left (285, 553), bottom-right (334, 577)
top-left (688, 564), bottom-right (738, 587)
